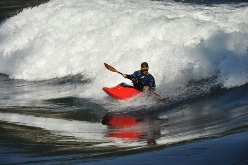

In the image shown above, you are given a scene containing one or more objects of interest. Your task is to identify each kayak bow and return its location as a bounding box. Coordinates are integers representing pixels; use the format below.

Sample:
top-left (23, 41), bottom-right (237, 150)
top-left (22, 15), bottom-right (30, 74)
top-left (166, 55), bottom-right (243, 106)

top-left (102, 83), bottom-right (141, 100)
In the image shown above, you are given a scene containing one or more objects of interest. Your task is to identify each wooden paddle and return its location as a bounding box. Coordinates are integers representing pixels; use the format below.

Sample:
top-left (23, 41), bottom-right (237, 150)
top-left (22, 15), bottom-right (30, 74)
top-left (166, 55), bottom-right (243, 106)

top-left (104, 63), bottom-right (122, 75)
top-left (151, 90), bottom-right (168, 101)
top-left (104, 63), bottom-right (167, 101)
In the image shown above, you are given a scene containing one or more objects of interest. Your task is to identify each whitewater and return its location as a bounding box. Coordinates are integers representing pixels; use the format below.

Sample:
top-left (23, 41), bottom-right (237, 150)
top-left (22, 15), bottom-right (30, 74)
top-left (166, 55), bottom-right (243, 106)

top-left (1, 0), bottom-right (248, 164)
top-left (0, 0), bottom-right (248, 101)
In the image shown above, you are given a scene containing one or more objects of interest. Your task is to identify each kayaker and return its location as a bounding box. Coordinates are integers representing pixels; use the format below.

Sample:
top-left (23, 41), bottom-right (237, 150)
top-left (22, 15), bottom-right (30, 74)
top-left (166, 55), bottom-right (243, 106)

top-left (122, 62), bottom-right (156, 92)
top-left (103, 62), bottom-right (167, 100)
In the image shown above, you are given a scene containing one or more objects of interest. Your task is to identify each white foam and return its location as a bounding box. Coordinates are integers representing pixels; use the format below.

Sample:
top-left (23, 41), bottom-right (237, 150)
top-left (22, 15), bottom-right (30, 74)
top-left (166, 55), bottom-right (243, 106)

top-left (0, 0), bottom-right (248, 99)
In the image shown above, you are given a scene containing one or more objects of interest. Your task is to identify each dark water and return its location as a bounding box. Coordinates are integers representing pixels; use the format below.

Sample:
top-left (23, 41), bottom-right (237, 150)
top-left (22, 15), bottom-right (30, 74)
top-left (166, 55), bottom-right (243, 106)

top-left (0, 74), bottom-right (248, 164)
top-left (0, 0), bottom-right (49, 19)
top-left (0, 0), bottom-right (248, 164)
top-left (173, 0), bottom-right (248, 5)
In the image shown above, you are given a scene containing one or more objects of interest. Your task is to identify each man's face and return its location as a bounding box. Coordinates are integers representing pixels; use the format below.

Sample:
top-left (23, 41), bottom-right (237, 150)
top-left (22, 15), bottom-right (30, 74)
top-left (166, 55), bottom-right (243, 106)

top-left (142, 69), bottom-right (148, 75)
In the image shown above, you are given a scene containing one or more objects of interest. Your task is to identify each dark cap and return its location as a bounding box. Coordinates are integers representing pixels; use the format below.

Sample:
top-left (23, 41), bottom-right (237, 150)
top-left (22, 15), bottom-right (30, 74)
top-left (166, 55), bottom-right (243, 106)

top-left (141, 62), bottom-right (149, 70)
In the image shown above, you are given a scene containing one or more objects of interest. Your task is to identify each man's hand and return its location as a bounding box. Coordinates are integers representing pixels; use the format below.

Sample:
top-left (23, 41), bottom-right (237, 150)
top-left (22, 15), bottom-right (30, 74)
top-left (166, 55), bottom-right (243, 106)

top-left (122, 74), bottom-right (127, 78)
top-left (132, 78), bottom-right (138, 83)
top-left (143, 86), bottom-right (149, 90)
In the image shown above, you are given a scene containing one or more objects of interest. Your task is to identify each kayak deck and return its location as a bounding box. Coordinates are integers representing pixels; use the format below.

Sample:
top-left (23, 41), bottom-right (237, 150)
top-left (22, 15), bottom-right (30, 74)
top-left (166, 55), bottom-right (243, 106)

top-left (102, 83), bottom-right (141, 100)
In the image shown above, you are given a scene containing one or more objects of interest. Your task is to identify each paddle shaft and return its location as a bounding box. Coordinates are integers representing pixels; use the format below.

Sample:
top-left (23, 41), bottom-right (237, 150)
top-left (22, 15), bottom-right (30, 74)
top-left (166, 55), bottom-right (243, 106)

top-left (117, 71), bottom-right (122, 75)
top-left (151, 90), bottom-right (167, 101)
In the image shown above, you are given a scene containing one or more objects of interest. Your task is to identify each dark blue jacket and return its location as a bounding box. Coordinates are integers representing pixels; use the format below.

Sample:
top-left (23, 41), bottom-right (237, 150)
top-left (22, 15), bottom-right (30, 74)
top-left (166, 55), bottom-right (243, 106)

top-left (126, 70), bottom-right (156, 90)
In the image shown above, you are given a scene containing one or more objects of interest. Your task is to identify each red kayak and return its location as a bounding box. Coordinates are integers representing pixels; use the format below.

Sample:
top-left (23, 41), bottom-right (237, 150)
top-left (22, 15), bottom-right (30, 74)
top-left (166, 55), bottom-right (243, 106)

top-left (102, 83), bottom-right (142, 100)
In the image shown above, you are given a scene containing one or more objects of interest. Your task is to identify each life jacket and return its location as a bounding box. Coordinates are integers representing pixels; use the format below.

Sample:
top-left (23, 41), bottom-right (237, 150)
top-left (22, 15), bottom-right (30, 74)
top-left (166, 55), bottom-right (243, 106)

top-left (132, 70), bottom-right (156, 88)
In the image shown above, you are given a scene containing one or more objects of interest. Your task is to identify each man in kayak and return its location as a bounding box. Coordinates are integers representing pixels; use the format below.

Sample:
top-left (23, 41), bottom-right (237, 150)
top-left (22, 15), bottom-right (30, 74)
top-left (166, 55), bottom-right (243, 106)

top-left (103, 62), bottom-right (166, 100)
top-left (122, 62), bottom-right (156, 92)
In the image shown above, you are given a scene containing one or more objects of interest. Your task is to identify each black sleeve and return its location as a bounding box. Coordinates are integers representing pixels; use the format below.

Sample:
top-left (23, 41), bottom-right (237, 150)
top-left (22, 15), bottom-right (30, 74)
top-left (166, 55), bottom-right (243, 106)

top-left (126, 74), bottom-right (134, 80)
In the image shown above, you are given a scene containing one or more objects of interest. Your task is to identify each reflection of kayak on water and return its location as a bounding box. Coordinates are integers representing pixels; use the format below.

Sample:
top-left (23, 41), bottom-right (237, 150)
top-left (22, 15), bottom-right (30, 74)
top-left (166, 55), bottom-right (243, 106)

top-left (101, 114), bottom-right (166, 145)
top-left (101, 113), bottom-right (141, 127)
top-left (102, 83), bottom-right (142, 100)
top-left (101, 114), bottom-right (143, 139)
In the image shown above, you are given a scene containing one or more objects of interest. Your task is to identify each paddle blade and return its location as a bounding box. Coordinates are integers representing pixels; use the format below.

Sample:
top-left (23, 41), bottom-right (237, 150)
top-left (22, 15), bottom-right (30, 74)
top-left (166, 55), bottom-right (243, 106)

top-left (104, 63), bottom-right (118, 72)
